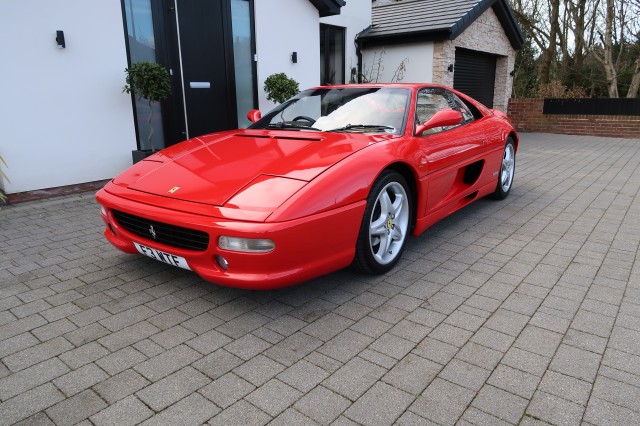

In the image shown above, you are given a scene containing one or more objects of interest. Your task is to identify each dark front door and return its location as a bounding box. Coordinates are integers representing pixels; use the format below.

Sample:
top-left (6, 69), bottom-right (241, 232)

top-left (173, 0), bottom-right (236, 139)
top-left (453, 48), bottom-right (496, 108)
top-left (155, 0), bottom-right (238, 143)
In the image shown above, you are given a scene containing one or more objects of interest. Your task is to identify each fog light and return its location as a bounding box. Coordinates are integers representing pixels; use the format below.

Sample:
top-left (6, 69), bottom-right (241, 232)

top-left (215, 255), bottom-right (229, 270)
top-left (218, 236), bottom-right (275, 253)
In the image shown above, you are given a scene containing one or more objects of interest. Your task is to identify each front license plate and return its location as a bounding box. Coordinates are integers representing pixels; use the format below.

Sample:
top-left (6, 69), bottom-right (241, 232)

top-left (133, 242), bottom-right (192, 271)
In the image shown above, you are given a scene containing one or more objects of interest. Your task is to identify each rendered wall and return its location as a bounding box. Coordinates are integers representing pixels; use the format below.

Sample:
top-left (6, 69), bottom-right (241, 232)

top-left (361, 42), bottom-right (434, 84)
top-left (254, 1), bottom-right (320, 111)
top-left (254, 0), bottom-right (372, 112)
top-left (320, 0), bottom-right (372, 84)
top-left (0, 0), bottom-right (136, 194)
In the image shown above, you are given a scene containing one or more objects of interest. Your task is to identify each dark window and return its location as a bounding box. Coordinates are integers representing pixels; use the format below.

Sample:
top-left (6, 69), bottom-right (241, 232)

top-left (320, 24), bottom-right (345, 85)
top-left (415, 87), bottom-right (472, 134)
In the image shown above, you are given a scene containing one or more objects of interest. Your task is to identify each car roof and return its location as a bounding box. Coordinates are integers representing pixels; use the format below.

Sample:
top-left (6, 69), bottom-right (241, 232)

top-left (308, 83), bottom-right (444, 90)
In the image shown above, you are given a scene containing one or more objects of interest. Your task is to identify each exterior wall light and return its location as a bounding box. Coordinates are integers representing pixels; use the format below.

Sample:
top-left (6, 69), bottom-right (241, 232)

top-left (56, 30), bottom-right (66, 49)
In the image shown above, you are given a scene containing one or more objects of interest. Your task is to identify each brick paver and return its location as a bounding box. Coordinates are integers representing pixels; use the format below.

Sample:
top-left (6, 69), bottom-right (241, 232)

top-left (1, 133), bottom-right (640, 424)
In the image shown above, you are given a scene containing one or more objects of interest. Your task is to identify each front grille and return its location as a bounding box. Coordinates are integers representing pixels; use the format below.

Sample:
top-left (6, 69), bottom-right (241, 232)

top-left (111, 210), bottom-right (209, 251)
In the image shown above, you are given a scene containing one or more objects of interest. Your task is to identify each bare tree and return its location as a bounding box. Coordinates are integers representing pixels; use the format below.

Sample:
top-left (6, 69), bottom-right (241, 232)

top-left (628, 58), bottom-right (640, 97)
top-left (513, 0), bottom-right (640, 98)
top-left (540, 0), bottom-right (560, 84)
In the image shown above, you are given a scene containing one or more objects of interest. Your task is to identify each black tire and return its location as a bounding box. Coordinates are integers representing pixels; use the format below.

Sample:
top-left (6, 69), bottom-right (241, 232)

top-left (353, 170), bottom-right (412, 274)
top-left (492, 137), bottom-right (516, 200)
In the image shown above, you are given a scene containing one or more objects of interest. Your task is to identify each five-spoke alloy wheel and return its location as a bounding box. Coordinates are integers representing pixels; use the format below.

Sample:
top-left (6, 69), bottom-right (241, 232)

top-left (354, 170), bottom-right (412, 274)
top-left (493, 138), bottom-right (516, 199)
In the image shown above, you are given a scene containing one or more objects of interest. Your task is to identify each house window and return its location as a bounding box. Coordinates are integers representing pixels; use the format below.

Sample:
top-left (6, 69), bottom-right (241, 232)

top-left (320, 24), bottom-right (345, 85)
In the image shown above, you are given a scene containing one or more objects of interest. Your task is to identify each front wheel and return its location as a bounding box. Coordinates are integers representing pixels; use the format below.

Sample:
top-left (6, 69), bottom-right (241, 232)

top-left (353, 170), bottom-right (412, 274)
top-left (492, 138), bottom-right (516, 199)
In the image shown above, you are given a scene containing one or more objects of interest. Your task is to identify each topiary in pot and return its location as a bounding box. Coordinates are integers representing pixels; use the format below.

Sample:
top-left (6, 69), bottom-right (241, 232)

top-left (263, 73), bottom-right (300, 104)
top-left (123, 61), bottom-right (172, 151)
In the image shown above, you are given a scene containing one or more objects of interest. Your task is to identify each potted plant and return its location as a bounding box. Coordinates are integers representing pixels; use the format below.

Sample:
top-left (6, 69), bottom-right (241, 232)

top-left (263, 73), bottom-right (300, 104)
top-left (123, 61), bottom-right (172, 162)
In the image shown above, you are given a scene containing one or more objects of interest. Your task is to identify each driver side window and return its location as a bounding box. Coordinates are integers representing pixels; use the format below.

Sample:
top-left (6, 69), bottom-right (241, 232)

top-left (416, 89), bottom-right (451, 135)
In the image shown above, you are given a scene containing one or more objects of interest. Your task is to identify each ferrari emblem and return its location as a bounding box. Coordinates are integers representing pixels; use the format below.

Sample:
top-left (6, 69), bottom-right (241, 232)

top-left (168, 186), bottom-right (180, 194)
top-left (149, 225), bottom-right (157, 240)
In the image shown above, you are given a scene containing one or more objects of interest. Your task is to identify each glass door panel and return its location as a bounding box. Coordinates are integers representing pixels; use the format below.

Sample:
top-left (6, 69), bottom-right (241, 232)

top-left (123, 0), bottom-right (166, 150)
top-left (231, 0), bottom-right (256, 128)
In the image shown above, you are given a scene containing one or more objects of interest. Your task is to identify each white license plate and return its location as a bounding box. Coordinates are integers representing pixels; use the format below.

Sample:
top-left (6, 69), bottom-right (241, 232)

top-left (133, 242), bottom-right (192, 270)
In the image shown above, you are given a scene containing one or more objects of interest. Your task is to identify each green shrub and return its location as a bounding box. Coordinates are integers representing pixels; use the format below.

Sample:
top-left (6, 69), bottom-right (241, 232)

top-left (263, 73), bottom-right (300, 104)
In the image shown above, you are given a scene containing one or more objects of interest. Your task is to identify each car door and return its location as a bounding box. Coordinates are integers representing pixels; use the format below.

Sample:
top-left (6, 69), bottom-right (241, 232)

top-left (414, 87), bottom-right (487, 214)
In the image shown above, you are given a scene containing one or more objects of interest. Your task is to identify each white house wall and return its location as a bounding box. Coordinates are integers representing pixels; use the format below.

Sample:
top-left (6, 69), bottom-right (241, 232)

top-left (0, 0), bottom-right (135, 195)
top-left (254, 1), bottom-right (321, 111)
top-left (320, 0), bottom-right (372, 83)
top-left (361, 42), bottom-right (434, 84)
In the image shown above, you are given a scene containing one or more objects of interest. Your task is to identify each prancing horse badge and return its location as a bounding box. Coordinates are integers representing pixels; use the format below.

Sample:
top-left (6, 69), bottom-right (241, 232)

top-left (168, 186), bottom-right (180, 194)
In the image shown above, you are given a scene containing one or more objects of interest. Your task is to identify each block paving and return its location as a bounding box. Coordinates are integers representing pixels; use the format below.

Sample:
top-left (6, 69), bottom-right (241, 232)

top-left (1, 133), bottom-right (640, 425)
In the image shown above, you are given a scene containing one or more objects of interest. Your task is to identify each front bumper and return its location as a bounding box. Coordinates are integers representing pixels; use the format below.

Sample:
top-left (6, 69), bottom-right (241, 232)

top-left (96, 187), bottom-right (365, 290)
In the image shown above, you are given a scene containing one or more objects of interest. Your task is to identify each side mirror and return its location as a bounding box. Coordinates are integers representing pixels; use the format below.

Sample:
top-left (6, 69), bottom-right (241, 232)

top-left (247, 109), bottom-right (262, 123)
top-left (415, 108), bottom-right (463, 136)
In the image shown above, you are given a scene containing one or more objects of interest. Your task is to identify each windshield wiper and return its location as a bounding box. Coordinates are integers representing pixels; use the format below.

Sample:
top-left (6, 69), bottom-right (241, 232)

top-left (326, 124), bottom-right (396, 133)
top-left (265, 122), bottom-right (321, 131)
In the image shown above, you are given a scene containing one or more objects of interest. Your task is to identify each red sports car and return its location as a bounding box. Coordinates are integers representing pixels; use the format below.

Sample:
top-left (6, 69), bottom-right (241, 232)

top-left (97, 84), bottom-right (517, 289)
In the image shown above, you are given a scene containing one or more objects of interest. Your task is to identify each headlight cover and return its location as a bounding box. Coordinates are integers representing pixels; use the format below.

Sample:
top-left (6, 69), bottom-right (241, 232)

top-left (218, 236), bottom-right (275, 253)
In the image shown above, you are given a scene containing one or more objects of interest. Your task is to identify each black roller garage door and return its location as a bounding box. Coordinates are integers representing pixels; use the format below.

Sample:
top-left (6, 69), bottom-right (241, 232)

top-left (453, 48), bottom-right (496, 108)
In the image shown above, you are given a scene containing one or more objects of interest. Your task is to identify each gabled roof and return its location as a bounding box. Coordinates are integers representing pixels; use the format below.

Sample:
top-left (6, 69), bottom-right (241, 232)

top-left (309, 0), bottom-right (346, 17)
top-left (357, 0), bottom-right (524, 49)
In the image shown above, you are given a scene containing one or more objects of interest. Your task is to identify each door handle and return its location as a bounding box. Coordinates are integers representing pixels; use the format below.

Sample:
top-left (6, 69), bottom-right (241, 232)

top-left (189, 82), bottom-right (211, 89)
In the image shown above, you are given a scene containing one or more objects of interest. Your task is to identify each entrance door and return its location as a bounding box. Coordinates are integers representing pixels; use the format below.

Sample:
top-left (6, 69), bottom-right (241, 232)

top-left (125, 0), bottom-right (257, 147)
top-left (171, 0), bottom-right (236, 139)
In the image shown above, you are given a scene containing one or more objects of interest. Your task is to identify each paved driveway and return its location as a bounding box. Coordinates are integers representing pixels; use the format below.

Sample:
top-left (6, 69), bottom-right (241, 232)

top-left (1, 133), bottom-right (639, 425)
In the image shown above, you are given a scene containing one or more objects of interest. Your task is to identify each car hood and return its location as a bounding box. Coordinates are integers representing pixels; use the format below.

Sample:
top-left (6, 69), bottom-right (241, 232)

top-left (124, 129), bottom-right (383, 207)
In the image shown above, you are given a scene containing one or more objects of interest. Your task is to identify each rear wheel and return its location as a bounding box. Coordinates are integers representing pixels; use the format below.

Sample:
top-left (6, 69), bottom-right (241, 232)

top-left (493, 138), bottom-right (515, 199)
top-left (354, 170), bottom-right (412, 274)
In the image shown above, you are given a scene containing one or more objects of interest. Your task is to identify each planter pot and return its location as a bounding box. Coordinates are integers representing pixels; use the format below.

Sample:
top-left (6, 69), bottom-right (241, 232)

top-left (132, 150), bottom-right (157, 164)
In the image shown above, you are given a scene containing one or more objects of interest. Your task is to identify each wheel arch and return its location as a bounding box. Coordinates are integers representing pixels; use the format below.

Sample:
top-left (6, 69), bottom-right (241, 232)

top-left (384, 162), bottom-right (419, 232)
top-left (508, 131), bottom-right (519, 151)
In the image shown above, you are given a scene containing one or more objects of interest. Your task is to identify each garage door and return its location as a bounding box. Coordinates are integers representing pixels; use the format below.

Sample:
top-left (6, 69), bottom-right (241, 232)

top-left (453, 48), bottom-right (496, 108)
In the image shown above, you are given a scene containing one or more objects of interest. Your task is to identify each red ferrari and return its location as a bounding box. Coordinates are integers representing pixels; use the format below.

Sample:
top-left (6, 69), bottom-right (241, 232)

top-left (97, 84), bottom-right (517, 289)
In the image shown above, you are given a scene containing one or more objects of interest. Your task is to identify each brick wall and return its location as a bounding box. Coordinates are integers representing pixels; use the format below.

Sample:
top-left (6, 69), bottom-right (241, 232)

top-left (433, 7), bottom-right (516, 113)
top-left (508, 98), bottom-right (640, 139)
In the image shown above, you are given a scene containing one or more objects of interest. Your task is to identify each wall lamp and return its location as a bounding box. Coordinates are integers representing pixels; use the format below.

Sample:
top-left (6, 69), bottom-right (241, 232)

top-left (447, 64), bottom-right (454, 72)
top-left (291, 52), bottom-right (297, 64)
top-left (56, 30), bottom-right (65, 49)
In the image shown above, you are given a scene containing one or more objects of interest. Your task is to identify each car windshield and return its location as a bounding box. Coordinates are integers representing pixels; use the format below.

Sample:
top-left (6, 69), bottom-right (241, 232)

top-left (250, 87), bottom-right (410, 134)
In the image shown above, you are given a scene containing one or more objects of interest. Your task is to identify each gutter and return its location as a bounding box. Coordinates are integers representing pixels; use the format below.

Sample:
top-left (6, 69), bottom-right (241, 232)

top-left (354, 26), bottom-right (370, 83)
